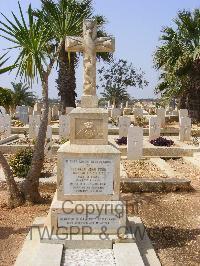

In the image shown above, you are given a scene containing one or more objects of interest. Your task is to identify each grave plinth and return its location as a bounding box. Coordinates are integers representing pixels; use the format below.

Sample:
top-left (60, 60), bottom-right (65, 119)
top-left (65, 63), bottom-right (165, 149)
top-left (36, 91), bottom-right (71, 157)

top-left (69, 108), bottom-right (108, 145)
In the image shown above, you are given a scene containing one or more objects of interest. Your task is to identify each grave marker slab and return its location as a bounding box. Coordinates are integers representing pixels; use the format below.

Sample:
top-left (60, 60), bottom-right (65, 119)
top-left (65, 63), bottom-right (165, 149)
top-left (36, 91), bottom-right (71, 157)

top-left (119, 116), bottom-right (131, 138)
top-left (127, 125), bottom-right (143, 160)
top-left (149, 116), bottom-right (161, 141)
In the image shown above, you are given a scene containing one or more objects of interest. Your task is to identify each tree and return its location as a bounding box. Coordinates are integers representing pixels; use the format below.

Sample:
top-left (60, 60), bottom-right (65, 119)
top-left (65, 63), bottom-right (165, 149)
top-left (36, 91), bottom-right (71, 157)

top-left (0, 53), bottom-right (15, 75)
top-left (0, 87), bottom-right (13, 113)
top-left (154, 9), bottom-right (200, 120)
top-left (0, 52), bottom-right (23, 208)
top-left (98, 59), bottom-right (148, 107)
top-left (0, 3), bottom-right (64, 203)
top-left (37, 0), bottom-right (112, 112)
top-left (11, 82), bottom-right (36, 108)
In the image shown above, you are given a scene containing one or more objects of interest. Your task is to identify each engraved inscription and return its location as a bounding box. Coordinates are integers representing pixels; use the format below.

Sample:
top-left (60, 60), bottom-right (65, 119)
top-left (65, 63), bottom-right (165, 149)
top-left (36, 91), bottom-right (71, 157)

top-left (75, 118), bottom-right (103, 139)
top-left (64, 158), bottom-right (114, 195)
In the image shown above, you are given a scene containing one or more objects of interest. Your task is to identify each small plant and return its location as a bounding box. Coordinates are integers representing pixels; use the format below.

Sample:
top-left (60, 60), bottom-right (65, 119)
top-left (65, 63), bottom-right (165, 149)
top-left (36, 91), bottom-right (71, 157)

top-left (11, 120), bottom-right (24, 127)
top-left (9, 148), bottom-right (33, 178)
top-left (150, 137), bottom-right (174, 147)
top-left (116, 136), bottom-right (127, 145)
top-left (134, 116), bottom-right (148, 127)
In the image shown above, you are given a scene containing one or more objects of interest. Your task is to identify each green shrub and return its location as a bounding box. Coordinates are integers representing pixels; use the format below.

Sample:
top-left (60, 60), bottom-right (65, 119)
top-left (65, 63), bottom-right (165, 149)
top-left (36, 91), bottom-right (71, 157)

top-left (9, 148), bottom-right (33, 178)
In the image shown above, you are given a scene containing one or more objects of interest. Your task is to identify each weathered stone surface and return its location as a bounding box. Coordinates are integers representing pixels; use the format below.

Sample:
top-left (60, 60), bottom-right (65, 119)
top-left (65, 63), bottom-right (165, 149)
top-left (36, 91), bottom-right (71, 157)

top-left (57, 142), bottom-right (121, 201)
top-left (69, 108), bottom-right (108, 145)
top-left (119, 116), bottom-right (131, 138)
top-left (149, 116), bottom-right (161, 141)
top-left (127, 126), bottom-right (143, 160)
top-left (179, 116), bottom-right (191, 142)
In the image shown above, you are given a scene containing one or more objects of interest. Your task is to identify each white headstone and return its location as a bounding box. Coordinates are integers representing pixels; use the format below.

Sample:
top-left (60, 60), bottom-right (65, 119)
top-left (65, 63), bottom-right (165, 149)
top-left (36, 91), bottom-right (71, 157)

top-left (119, 116), bottom-right (131, 138)
top-left (179, 109), bottom-right (188, 121)
top-left (18, 106), bottom-right (28, 124)
top-left (157, 108), bottom-right (165, 127)
top-left (149, 116), bottom-right (161, 141)
top-left (127, 125), bottom-right (143, 160)
top-left (111, 108), bottom-right (121, 119)
top-left (52, 105), bottom-right (59, 120)
top-left (0, 106), bottom-right (6, 115)
top-left (0, 114), bottom-right (11, 139)
top-left (29, 115), bottom-right (41, 139)
top-left (33, 102), bottom-right (42, 115)
top-left (59, 115), bottom-right (70, 139)
top-left (179, 117), bottom-right (191, 141)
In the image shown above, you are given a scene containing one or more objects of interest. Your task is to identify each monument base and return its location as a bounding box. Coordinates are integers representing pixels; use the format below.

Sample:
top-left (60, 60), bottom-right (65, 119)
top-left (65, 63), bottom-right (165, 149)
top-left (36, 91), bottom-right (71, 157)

top-left (45, 193), bottom-right (126, 235)
top-left (81, 95), bottom-right (98, 108)
top-left (57, 142), bottom-right (121, 201)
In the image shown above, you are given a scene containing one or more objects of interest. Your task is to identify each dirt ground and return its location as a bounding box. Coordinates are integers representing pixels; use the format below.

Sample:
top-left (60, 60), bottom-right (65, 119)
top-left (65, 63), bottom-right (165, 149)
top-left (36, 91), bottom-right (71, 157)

top-left (0, 182), bottom-right (54, 266)
top-left (0, 158), bottom-right (199, 266)
top-left (122, 159), bottom-right (200, 266)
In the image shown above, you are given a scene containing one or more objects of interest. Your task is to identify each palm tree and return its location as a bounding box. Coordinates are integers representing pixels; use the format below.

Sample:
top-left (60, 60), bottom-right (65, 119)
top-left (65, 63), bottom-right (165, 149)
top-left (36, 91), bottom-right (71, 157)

top-left (37, 0), bottom-right (112, 112)
top-left (0, 3), bottom-right (63, 203)
top-left (0, 53), bottom-right (15, 74)
top-left (0, 87), bottom-right (13, 113)
top-left (11, 82), bottom-right (36, 107)
top-left (154, 9), bottom-right (200, 120)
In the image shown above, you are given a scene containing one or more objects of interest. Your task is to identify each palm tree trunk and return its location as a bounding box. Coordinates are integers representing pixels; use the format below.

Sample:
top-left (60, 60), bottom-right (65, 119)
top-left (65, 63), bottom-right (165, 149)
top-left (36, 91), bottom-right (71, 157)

top-left (57, 44), bottom-right (77, 113)
top-left (0, 151), bottom-right (24, 208)
top-left (23, 74), bottom-right (49, 203)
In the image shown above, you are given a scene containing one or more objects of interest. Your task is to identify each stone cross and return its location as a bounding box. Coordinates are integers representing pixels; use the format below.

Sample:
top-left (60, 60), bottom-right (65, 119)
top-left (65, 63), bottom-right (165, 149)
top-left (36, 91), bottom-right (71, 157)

top-left (65, 19), bottom-right (115, 107)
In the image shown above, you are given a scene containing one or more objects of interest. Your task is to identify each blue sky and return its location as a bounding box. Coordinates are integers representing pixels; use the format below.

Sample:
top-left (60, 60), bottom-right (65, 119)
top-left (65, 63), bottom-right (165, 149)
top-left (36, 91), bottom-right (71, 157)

top-left (0, 0), bottom-right (200, 99)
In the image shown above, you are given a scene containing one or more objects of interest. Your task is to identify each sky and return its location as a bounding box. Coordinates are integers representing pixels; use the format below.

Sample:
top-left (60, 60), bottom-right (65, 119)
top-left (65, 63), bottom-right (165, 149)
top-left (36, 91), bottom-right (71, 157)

top-left (0, 0), bottom-right (200, 100)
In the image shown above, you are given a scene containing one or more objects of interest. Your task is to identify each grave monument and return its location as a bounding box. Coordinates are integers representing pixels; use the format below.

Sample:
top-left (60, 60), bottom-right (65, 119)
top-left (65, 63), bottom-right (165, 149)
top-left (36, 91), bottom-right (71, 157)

top-left (45, 20), bottom-right (126, 239)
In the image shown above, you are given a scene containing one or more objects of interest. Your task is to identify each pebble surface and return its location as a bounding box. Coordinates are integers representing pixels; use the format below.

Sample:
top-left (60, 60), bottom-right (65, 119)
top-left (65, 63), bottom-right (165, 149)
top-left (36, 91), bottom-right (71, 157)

top-left (61, 249), bottom-right (116, 266)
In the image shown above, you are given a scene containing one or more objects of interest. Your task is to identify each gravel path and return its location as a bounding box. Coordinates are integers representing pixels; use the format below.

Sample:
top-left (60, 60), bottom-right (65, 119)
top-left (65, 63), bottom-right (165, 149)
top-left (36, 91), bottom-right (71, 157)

top-left (61, 249), bottom-right (116, 266)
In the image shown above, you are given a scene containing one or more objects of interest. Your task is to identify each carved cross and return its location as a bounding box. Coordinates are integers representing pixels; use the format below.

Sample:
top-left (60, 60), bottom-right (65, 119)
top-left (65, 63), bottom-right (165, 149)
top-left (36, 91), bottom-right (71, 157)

top-left (65, 19), bottom-right (115, 96)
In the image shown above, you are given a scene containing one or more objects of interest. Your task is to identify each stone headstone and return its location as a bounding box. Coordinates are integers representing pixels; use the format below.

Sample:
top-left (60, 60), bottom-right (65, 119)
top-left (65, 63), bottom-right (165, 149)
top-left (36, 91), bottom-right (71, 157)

top-left (0, 106), bottom-right (6, 115)
top-left (149, 116), bottom-right (161, 141)
top-left (111, 108), bottom-right (121, 119)
top-left (17, 106), bottom-right (28, 124)
top-left (28, 106), bottom-right (33, 115)
top-left (157, 108), bottom-right (165, 128)
top-left (59, 115), bottom-right (70, 139)
top-left (29, 115), bottom-right (41, 139)
top-left (0, 114), bottom-right (11, 139)
top-left (179, 117), bottom-right (191, 141)
top-left (179, 109), bottom-right (188, 121)
top-left (127, 125), bottom-right (143, 160)
top-left (119, 116), bottom-right (131, 138)
top-left (33, 102), bottom-right (42, 115)
top-left (52, 105), bottom-right (59, 120)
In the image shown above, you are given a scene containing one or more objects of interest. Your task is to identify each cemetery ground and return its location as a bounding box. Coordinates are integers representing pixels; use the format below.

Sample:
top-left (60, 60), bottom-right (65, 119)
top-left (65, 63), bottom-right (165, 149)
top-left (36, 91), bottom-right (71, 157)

top-left (0, 157), bottom-right (199, 265)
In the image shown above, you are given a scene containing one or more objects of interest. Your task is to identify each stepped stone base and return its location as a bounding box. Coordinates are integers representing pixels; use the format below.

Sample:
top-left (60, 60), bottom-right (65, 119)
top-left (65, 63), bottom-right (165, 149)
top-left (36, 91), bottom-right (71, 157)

top-left (45, 193), bottom-right (126, 235)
